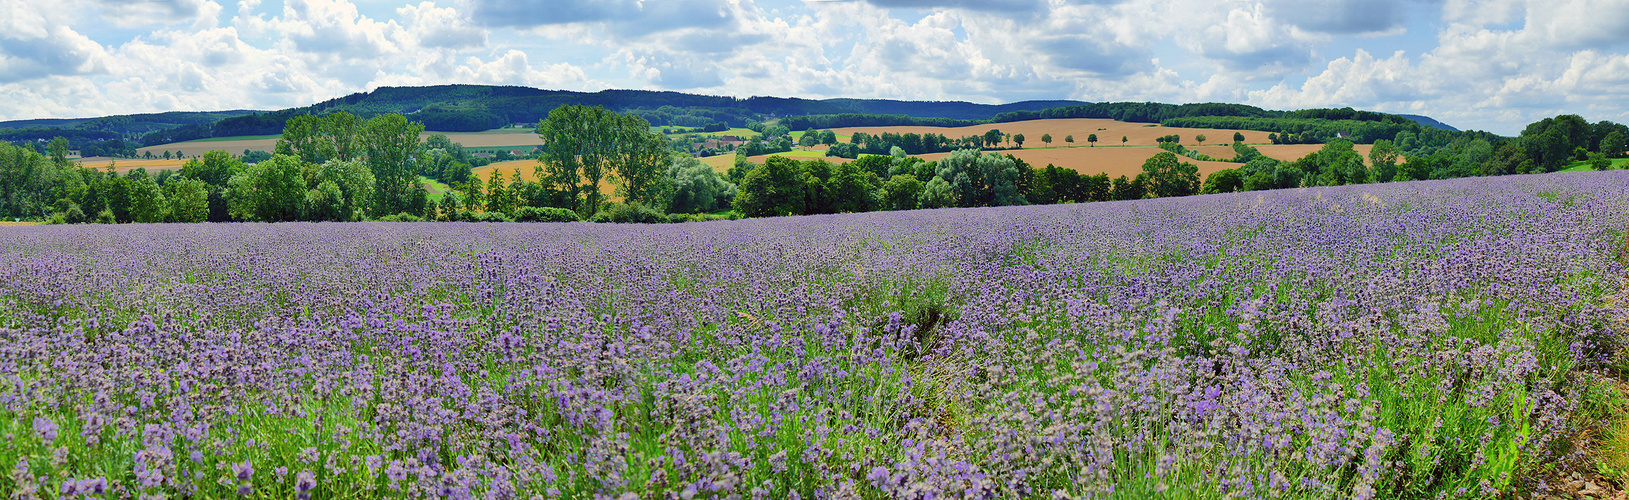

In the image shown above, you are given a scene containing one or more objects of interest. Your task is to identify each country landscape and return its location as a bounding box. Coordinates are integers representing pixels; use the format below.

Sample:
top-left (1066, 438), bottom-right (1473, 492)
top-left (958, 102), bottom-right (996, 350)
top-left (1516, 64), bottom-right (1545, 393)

top-left (2, 1), bottom-right (1628, 499)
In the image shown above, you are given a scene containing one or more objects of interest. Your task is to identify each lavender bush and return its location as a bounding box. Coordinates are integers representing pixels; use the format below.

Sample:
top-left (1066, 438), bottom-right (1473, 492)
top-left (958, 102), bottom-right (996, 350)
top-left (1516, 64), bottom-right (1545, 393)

top-left (2, 171), bottom-right (1627, 499)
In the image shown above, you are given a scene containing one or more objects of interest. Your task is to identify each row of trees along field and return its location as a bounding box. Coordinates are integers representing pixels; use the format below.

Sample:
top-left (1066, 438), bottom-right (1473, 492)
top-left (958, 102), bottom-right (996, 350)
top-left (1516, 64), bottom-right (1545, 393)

top-left (2, 108), bottom-right (1624, 224)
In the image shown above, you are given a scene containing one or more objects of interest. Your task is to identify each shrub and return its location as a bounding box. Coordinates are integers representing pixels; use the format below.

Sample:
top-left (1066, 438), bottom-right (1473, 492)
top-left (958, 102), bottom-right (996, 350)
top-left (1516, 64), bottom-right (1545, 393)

top-left (592, 202), bottom-right (667, 224)
top-left (510, 206), bottom-right (581, 223)
top-left (467, 211), bottom-right (513, 223)
top-left (378, 212), bottom-right (423, 222)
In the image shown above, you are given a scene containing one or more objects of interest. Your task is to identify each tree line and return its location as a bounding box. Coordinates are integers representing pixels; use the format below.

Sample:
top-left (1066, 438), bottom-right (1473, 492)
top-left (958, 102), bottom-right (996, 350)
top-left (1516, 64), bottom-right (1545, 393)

top-left (4, 110), bottom-right (1624, 225)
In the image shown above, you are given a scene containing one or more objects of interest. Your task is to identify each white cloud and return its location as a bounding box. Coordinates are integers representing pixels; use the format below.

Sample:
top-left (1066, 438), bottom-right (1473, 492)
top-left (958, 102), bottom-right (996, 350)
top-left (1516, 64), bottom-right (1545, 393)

top-left (398, 1), bottom-right (486, 50)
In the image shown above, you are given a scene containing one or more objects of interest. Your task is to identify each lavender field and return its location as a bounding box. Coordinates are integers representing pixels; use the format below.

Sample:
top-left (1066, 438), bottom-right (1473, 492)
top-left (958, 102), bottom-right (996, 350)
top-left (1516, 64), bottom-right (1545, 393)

top-left (2, 172), bottom-right (1627, 499)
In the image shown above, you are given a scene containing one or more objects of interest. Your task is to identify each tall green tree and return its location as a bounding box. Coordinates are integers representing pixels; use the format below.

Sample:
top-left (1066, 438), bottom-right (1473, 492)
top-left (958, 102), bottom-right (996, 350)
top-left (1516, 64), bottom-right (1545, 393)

top-left (361, 114), bottom-right (426, 216)
top-left (1140, 152), bottom-right (1200, 198)
top-left (611, 114), bottom-right (671, 208)
top-left (228, 154), bottom-right (305, 221)
top-left (1368, 140), bottom-right (1400, 182)
top-left (128, 173), bottom-right (168, 223)
top-left (733, 156), bottom-right (805, 217)
top-left (180, 150), bottom-right (245, 186)
top-left (166, 178), bottom-right (209, 223)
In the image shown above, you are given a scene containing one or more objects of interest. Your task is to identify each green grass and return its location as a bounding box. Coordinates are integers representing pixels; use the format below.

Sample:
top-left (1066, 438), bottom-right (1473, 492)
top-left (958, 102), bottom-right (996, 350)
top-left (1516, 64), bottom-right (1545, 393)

top-left (1561, 158), bottom-right (1629, 172)
top-left (420, 176), bottom-right (453, 202)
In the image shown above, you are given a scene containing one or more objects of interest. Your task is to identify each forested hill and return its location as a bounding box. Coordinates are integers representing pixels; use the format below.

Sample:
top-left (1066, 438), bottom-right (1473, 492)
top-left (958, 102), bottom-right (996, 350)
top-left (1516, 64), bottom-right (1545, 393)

top-left (0, 83), bottom-right (1466, 153)
top-left (132, 86), bottom-right (1089, 145)
top-left (1398, 114), bottom-right (1460, 132)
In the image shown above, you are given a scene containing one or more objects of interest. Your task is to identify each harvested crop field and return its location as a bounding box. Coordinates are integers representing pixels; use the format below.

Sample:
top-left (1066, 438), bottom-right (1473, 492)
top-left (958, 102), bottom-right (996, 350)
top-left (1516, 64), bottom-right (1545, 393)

top-left (2, 171), bottom-right (1627, 498)
top-left (828, 118), bottom-right (1274, 147)
top-left (73, 157), bottom-right (186, 173)
top-left (139, 129), bottom-right (543, 159)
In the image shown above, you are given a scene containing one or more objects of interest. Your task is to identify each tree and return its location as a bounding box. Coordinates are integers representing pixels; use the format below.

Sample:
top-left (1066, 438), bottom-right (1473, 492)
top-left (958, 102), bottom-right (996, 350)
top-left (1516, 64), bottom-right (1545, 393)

top-left (882, 174), bottom-right (923, 210)
top-left (309, 160), bottom-right (375, 221)
top-left (829, 163), bottom-right (880, 213)
top-left (1602, 130), bottom-right (1626, 158)
top-left (1013, 134), bottom-right (1026, 149)
top-left (799, 128), bottom-right (820, 149)
top-left (1086, 134), bottom-right (1097, 147)
top-left (1201, 169), bottom-right (1243, 194)
top-left (305, 181), bottom-right (346, 221)
top-left (1196, 134), bottom-right (1207, 146)
top-left (1368, 140), bottom-right (1400, 182)
top-left (1121, 136), bottom-right (1128, 145)
top-left (1234, 132), bottom-right (1246, 143)
top-left (917, 177), bottom-right (956, 209)
top-left (361, 114), bottom-right (426, 217)
top-left (227, 154), bottom-right (305, 221)
top-left (1065, 135), bottom-right (1075, 146)
top-left (610, 114), bottom-right (671, 208)
top-left (668, 156), bottom-right (736, 214)
top-left (1041, 134), bottom-right (1052, 147)
top-left (733, 156), bottom-right (805, 217)
top-left (983, 129), bottom-right (1004, 149)
top-left (128, 174), bottom-right (168, 223)
top-left (166, 178), bottom-right (209, 222)
top-left (485, 168), bottom-right (512, 214)
top-left (47, 137), bottom-right (70, 166)
top-left (819, 130), bottom-right (838, 146)
top-left (180, 150), bottom-right (244, 186)
top-left (1140, 152), bottom-right (1200, 198)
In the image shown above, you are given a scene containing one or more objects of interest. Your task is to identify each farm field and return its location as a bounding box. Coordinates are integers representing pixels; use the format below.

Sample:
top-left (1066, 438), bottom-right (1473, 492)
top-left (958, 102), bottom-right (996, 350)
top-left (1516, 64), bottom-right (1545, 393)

top-left (73, 157), bottom-right (186, 173)
top-left (828, 118), bottom-right (1274, 148)
top-left (737, 142), bottom-right (1376, 179)
top-left (1, 171), bottom-right (1626, 498)
top-left (139, 129), bottom-right (543, 158)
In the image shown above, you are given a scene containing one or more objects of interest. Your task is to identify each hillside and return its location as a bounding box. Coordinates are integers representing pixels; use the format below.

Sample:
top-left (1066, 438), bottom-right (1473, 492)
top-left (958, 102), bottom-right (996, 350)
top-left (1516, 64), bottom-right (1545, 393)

top-left (138, 86), bottom-right (1091, 145)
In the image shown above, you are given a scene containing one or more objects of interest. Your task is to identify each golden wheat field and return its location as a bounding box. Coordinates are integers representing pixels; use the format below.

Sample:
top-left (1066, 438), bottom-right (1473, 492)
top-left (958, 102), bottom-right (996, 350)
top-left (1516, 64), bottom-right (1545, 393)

top-left (827, 118), bottom-right (1273, 148)
top-left (74, 158), bottom-right (187, 173)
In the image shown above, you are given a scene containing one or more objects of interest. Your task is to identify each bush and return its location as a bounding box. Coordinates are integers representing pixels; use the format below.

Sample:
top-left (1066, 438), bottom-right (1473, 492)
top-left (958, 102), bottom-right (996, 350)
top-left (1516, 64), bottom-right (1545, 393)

top-left (591, 202), bottom-right (667, 224)
top-left (63, 204), bottom-right (88, 224)
top-left (96, 209), bottom-right (116, 224)
top-left (510, 206), bottom-right (581, 223)
top-left (467, 211), bottom-right (513, 223)
top-left (378, 212), bottom-right (423, 222)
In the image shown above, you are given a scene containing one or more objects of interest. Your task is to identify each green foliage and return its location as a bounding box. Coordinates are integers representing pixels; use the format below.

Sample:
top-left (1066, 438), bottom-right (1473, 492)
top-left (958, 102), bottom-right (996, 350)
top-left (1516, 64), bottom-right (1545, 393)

top-left (882, 174), bottom-right (923, 211)
top-left (377, 212), bottom-right (424, 222)
top-left (165, 178), bottom-right (209, 223)
top-left (1202, 168), bottom-right (1243, 194)
top-left (1140, 152), bottom-right (1200, 198)
top-left (733, 156), bottom-right (805, 217)
top-left (180, 150), bottom-right (245, 186)
top-left (667, 156), bottom-right (737, 214)
top-left (590, 201), bottom-right (666, 223)
top-left (362, 113), bottom-right (426, 217)
top-left (128, 173), bottom-right (168, 223)
top-left (228, 154), bottom-right (306, 222)
top-left (930, 149), bottom-right (1026, 208)
top-left (510, 206), bottom-right (581, 222)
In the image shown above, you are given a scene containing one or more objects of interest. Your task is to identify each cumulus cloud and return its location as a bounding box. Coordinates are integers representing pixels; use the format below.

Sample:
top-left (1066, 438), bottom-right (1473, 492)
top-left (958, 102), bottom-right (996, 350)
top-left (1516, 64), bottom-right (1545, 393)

top-left (0, 2), bottom-right (110, 83)
top-left (399, 1), bottom-right (486, 49)
top-left (1, 0), bottom-right (1629, 135)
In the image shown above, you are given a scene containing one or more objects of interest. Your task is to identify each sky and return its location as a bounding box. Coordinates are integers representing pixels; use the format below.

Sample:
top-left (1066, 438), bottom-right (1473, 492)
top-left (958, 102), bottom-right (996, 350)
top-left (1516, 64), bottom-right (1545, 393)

top-left (2, 0), bottom-right (1628, 135)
